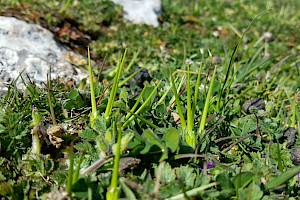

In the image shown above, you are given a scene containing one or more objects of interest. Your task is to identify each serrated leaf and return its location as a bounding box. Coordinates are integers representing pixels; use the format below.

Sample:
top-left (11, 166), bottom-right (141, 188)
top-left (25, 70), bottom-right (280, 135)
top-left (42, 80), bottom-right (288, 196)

top-left (79, 129), bottom-right (98, 141)
top-left (155, 162), bottom-right (176, 184)
top-left (238, 184), bottom-right (263, 200)
top-left (74, 142), bottom-right (94, 152)
top-left (94, 116), bottom-right (107, 133)
top-left (119, 88), bottom-right (128, 103)
top-left (176, 165), bottom-right (196, 188)
top-left (163, 128), bottom-right (180, 153)
top-left (160, 182), bottom-right (181, 199)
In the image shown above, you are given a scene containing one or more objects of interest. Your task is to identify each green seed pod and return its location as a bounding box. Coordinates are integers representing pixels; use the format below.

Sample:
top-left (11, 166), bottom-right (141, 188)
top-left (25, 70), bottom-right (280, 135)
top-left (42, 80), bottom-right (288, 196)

top-left (105, 130), bottom-right (114, 144)
top-left (112, 132), bottom-right (134, 155)
top-left (31, 106), bottom-right (42, 127)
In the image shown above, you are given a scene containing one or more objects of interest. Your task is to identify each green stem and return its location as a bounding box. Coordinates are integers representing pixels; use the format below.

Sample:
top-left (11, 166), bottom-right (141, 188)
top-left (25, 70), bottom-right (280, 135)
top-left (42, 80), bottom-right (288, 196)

top-left (66, 146), bottom-right (74, 196)
top-left (47, 75), bottom-right (57, 125)
top-left (31, 130), bottom-right (42, 155)
top-left (106, 121), bottom-right (122, 200)
top-left (31, 108), bottom-right (43, 155)
top-left (73, 152), bottom-right (84, 184)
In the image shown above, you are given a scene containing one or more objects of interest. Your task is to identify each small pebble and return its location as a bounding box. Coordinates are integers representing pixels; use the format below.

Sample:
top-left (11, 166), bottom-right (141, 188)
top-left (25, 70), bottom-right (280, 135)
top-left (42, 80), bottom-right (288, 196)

top-left (291, 147), bottom-right (300, 165)
top-left (134, 68), bottom-right (152, 88)
top-left (242, 98), bottom-right (265, 114)
top-left (284, 127), bottom-right (297, 148)
top-left (263, 32), bottom-right (275, 43)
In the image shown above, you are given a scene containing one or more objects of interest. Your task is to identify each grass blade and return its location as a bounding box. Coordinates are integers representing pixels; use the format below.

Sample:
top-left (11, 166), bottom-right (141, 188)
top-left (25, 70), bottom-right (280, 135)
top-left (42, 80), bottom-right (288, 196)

top-left (265, 165), bottom-right (300, 190)
top-left (165, 182), bottom-right (218, 200)
top-left (199, 66), bottom-right (217, 136)
top-left (170, 74), bottom-right (186, 129)
top-left (87, 46), bottom-right (98, 126)
top-left (186, 64), bottom-right (195, 148)
top-left (104, 49), bottom-right (127, 121)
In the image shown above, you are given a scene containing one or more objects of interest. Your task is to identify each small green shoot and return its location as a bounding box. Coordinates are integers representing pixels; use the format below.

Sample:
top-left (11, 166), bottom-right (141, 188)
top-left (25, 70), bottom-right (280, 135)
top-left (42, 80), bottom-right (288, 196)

top-left (170, 73), bottom-right (187, 129)
top-left (87, 46), bottom-right (98, 127)
top-left (104, 49), bottom-right (127, 121)
top-left (47, 74), bottom-right (57, 125)
top-left (185, 64), bottom-right (194, 148)
top-left (199, 66), bottom-right (217, 137)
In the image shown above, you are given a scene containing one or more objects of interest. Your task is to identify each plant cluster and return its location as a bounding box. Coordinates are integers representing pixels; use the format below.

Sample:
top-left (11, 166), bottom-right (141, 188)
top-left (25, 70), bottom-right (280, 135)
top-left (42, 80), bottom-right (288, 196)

top-left (0, 0), bottom-right (300, 199)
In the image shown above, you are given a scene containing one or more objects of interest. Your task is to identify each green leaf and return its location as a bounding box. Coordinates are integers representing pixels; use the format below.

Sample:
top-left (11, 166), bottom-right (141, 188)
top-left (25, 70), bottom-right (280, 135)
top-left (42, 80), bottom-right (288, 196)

top-left (72, 178), bottom-right (89, 198)
top-left (142, 86), bottom-right (156, 105)
top-left (113, 100), bottom-right (126, 108)
top-left (155, 162), bottom-right (176, 184)
top-left (0, 123), bottom-right (6, 133)
top-left (80, 129), bottom-right (98, 141)
top-left (66, 89), bottom-right (85, 109)
top-left (232, 171), bottom-right (255, 190)
top-left (0, 109), bottom-right (5, 123)
top-left (69, 89), bottom-right (80, 100)
top-left (119, 178), bottom-right (137, 200)
top-left (238, 184), bottom-right (263, 200)
top-left (119, 88), bottom-right (128, 103)
top-left (160, 182), bottom-right (182, 199)
top-left (141, 130), bottom-right (165, 152)
top-left (216, 172), bottom-right (234, 191)
top-left (163, 128), bottom-right (180, 153)
top-left (94, 116), bottom-right (107, 133)
top-left (176, 165), bottom-right (196, 188)
top-left (140, 129), bottom-right (168, 161)
top-left (74, 142), bottom-right (95, 152)
top-left (265, 165), bottom-right (300, 190)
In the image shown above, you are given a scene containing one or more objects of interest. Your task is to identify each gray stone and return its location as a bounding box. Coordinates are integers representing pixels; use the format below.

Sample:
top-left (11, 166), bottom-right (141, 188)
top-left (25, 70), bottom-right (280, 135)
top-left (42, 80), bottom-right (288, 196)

top-left (112, 0), bottom-right (162, 27)
top-left (0, 16), bottom-right (88, 90)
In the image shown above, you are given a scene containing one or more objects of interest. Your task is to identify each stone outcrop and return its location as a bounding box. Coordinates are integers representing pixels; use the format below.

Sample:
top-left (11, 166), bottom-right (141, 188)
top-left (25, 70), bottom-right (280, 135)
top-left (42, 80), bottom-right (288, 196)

top-left (112, 0), bottom-right (162, 27)
top-left (0, 16), bottom-right (88, 90)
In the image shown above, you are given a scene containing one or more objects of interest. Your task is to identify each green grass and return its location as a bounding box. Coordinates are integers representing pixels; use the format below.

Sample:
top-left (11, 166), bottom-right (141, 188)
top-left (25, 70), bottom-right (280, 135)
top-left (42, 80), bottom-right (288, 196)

top-left (0, 0), bottom-right (300, 199)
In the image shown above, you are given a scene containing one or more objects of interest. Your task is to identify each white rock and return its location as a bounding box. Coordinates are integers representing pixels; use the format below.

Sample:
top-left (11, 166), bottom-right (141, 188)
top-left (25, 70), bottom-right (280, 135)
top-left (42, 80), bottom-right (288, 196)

top-left (0, 16), bottom-right (88, 90)
top-left (112, 0), bottom-right (162, 27)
